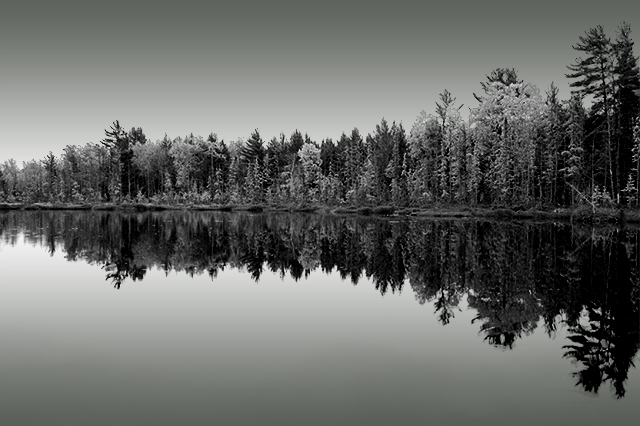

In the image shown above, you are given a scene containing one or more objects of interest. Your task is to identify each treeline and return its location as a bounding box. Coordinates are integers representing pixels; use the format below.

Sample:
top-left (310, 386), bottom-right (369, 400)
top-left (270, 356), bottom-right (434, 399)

top-left (1, 23), bottom-right (639, 209)
top-left (1, 210), bottom-right (638, 397)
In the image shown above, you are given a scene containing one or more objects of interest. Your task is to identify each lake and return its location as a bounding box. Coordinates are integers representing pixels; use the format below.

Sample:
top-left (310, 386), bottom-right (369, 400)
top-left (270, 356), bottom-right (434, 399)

top-left (0, 211), bottom-right (638, 426)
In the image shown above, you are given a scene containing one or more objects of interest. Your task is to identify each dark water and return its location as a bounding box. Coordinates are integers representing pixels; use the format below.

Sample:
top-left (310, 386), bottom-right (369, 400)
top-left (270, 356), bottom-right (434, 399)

top-left (0, 211), bottom-right (638, 426)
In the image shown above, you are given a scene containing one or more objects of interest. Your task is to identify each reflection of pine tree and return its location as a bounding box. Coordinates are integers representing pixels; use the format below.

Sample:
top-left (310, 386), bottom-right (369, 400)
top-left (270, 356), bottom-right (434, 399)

top-left (434, 225), bottom-right (462, 324)
top-left (563, 310), bottom-right (618, 396)
top-left (365, 222), bottom-right (395, 295)
top-left (239, 250), bottom-right (264, 282)
top-left (103, 216), bottom-right (147, 288)
top-left (470, 292), bottom-right (541, 349)
top-left (407, 222), bottom-right (441, 304)
top-left (406, 221), bottom-right (469, 325)
top-left (535, 225), bottom-right (577, 335)
top-left (562, 230), bottom-right (639, 398)
top-left (468, 223), bottom-right (542, 348)
top-left (331, 220), bottom-right (367, 285)
top-left (235, 219), bottom-right (266, 282)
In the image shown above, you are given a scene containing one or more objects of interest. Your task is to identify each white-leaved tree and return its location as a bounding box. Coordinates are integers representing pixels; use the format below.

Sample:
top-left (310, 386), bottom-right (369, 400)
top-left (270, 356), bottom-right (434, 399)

top-left (297, 142), bottom-right (321, 202)
top-left (470, 81), bottom-right (547, 205)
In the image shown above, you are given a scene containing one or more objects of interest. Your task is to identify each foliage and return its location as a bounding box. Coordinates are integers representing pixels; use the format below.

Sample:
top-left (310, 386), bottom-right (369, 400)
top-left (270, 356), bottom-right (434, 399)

top-left (0, 23), bottom-right (638, 209)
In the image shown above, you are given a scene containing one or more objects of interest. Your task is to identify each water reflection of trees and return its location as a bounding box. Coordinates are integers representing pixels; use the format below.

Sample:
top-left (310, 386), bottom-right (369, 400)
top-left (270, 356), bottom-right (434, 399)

top-left (560, 229), bottom-right (639, 399)
top-left (0, 211), bottom-right (638, 398)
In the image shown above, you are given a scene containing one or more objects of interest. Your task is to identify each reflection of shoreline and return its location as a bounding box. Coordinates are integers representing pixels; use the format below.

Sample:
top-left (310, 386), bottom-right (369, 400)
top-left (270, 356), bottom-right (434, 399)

top-left (1, 202), bottom-right (639, 225)
top-left (1, 210), bottom-right (638, 398)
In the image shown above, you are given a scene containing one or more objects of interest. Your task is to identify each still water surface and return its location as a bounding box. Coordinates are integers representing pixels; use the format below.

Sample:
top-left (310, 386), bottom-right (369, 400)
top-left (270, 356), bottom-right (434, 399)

top-left (0, 211), bottom-right (638, 426)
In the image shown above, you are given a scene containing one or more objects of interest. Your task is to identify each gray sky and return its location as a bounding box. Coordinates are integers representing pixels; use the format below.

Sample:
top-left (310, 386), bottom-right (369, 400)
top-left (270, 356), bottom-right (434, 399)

top-left (1, 0), bottom-right (638, 164)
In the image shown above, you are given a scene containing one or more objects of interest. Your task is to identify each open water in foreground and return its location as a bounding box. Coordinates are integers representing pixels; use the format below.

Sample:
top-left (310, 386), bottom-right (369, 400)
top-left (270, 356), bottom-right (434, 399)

top-left (0, 211), bottom-right (638, 426)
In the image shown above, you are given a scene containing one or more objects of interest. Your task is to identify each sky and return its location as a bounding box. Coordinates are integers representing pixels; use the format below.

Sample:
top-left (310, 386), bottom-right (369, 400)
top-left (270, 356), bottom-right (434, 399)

top-left (1, 0), bottom-right (638, 164)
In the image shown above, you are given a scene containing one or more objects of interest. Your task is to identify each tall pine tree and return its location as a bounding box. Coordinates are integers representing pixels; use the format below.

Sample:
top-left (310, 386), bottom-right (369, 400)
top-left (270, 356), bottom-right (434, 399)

top-left (566, 26), bottom-right (616, 197)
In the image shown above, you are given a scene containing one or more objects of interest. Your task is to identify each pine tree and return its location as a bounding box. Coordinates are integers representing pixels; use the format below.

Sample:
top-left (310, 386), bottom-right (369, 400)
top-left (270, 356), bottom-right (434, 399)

top-left (386, 123), bottom-right (407, 205)
top-left (625, 117), bottom-right (640, 205)
top-left (435, 90), bottom-right (465, 202)
top-left (170, 137), bottom-right (197, 193)
top-left (343, 129), bottom-right (365, 200)
top-left (474, 68), bottom-right (523, 103)
top-left (101, 120), bottom-right (129, 200)
top-left (245, 158), bottom-right (265, 203)
top-left (242, 129), bottom-right (265, 166)
top-left (289, 130), bottom-right (304, 155)
top-left (561, 94), bottom-right (586, 205)
top-left (408, 112), bottom-right (441, 204)
top-left (358, 156), bottom-right (376, 204)
top-left (368, 119), bottom-right (394, 203)
top-left (613, 23), bottom-right (640, 196)
top-left (298, 141), bottom-right (321, 202)
top-left (42, 152), bottom-right (58, 202)
top-left (540, 83), bottom-right (565, 205)
top-left (228, 155), bottom-right (242, 203)
top-left (566, 26), bottom-right (616, 196)
top-left (0, 168), bottom-right (6, 200)
top-left (2, 159), bottom-right (19, 201)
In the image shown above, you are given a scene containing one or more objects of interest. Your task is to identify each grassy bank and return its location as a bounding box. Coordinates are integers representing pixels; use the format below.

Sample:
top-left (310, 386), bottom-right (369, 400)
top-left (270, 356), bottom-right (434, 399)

top-left (0, 202), bottom-right (638, 224)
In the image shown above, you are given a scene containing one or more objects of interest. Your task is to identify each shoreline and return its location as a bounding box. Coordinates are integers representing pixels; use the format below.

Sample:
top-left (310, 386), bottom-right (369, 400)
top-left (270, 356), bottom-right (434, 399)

top-left (1, 202), bottom-right (639, 224)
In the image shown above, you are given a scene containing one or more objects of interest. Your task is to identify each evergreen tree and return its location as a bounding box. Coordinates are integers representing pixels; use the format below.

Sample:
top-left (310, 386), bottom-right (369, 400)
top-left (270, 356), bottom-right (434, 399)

top-left (612, 22), bottom-right (640, 195)
top-left (228, 155), bottom-right (242, 203)
top-left (320, 138), bottom-right (337, 176)
top-left (241, 129), bottom-right (265, 166)
top-left (386, 122), bottom-right (407, 205)
top-left (2, 159), bottom-right (19, 200)
top-left (170, 136), bottom-right (197, 193)
top-left (566, 25), bottom-right (616, 196)
top-left (474, 68), bottom-right (523, 103)
top-left (435, 90), bottom-right (466, 202)
top-left (343, 128), bottom-right (366, 202)
top-left (625, 117), bottom-right (640, 205)
top-left (539, 83), bottom-right (565, 205)
top-left (157, 134), bottom-right (175, 195)
top-left (101, 120), bottom-right (129, 200)
top-left (41, 152), bottom-right (58, 202)
top-left (0, 168), bottom-right (6, 200)
top-left (561, 94), bottom-right (586, 205)
top-left (408, 112), bottom-right (441, 204)
top-left (298, 141), bottom-right (322, 202)
top-left (369, 119), bottom-right (394, 202)
top-left (289, 130), bottom-right (304, 155)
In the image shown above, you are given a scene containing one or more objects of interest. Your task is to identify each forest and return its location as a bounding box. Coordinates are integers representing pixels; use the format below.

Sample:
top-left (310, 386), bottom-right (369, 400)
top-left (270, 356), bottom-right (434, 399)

top-left (1, 23), bottom-right (639, 210)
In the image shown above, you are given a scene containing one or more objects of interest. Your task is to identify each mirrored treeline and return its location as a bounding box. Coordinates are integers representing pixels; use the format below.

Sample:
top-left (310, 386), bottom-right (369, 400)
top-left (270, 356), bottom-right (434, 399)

top-left (1, 210), bottom-right (638, 398)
